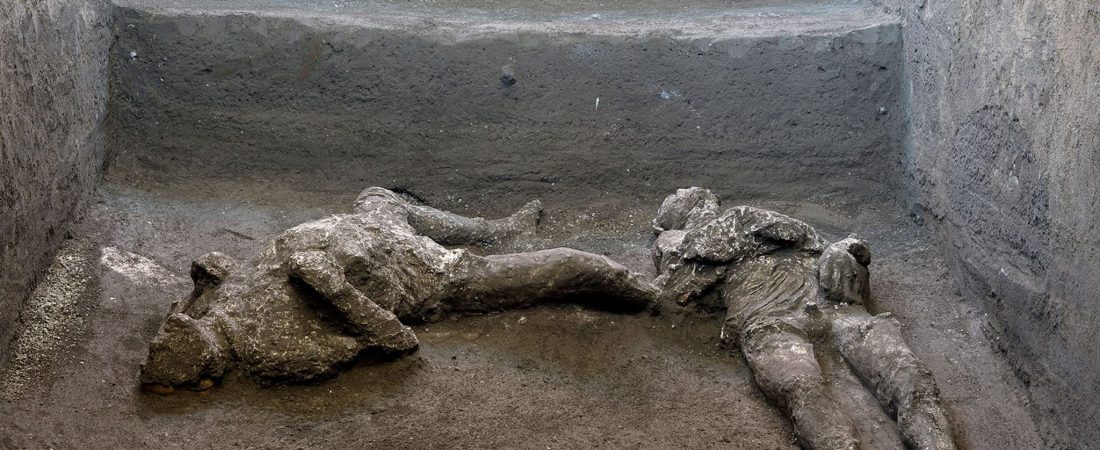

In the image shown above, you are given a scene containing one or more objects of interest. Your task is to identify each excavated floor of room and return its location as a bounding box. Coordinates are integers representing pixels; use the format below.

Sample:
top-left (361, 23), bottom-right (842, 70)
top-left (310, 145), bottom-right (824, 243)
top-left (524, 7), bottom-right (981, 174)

top-left (0, 177), bottom-right (1044, 449)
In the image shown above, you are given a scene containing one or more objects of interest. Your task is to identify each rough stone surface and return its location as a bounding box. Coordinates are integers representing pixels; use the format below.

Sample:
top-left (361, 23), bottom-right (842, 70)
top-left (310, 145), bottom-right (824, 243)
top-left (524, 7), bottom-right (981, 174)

top-left (106, 1), bottom-right (904, 210)
top-left (873, 0), bottom-right (1100, 445)
top-left (0, 0), bottom-right (111, 366)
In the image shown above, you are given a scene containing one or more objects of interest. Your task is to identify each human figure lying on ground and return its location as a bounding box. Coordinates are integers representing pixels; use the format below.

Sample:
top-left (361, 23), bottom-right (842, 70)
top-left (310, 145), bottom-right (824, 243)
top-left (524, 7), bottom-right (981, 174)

top-left (141, 187), bottom-right (658, 391)
top-left (651, 187), bottom-right (955, 450)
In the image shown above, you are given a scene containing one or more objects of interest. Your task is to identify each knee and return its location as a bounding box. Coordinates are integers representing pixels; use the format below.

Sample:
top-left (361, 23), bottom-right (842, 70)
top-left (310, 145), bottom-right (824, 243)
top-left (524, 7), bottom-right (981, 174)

top-left (752, 368), bottom-right (829, 409)
top-left (902, 365), bottom-right (941, 406)
top-left (354, 187), bottom-right (404, 211)
top-left (191, 252), bottom-right (236, 292)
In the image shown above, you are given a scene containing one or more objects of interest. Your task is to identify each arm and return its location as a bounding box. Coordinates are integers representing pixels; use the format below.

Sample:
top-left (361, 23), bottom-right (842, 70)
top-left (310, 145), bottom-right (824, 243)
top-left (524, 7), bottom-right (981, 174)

top-left (680, 206), bottom-right (827, 261)
top-left (287, 251), bottom-right (418, 354)
top-left (740, 206), bottom-right (828, 254)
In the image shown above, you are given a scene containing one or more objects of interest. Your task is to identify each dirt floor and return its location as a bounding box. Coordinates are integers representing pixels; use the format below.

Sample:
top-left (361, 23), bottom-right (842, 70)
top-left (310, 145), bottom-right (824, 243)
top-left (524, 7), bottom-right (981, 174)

top-left (0, 178), bottom-right (1044, 449)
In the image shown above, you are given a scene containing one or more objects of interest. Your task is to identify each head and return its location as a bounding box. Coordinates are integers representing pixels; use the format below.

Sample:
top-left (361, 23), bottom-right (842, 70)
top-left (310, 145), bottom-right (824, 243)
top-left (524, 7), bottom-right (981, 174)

top-left (652, 187), bottom-right (720, 233)
top-left (817, 237), bottom-right (872, 304)
top-left (140, 313), bottom-right (229, 390)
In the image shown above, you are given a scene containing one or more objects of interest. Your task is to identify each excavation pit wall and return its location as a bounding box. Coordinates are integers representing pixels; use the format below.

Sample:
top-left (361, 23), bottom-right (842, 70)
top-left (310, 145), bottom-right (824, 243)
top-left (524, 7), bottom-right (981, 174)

top-left (875, 0), bottom-right (1100, 445)
top-left (0, 0), bottom-right (110, 366)
top-left (106, 3), bottom-right (905, 214)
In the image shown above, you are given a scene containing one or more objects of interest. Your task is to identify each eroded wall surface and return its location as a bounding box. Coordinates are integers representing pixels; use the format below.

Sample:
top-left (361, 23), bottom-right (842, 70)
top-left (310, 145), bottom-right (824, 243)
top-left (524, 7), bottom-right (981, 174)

top-left (107, 8), bottom-right (904, 212)
top-left (876, 0), bottom-right (1100, 445)
top-left (0, 0), bottom-right (110, 364)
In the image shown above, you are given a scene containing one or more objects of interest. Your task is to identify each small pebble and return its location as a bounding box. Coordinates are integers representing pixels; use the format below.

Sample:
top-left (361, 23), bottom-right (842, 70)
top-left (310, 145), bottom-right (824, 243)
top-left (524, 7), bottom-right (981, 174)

top-left (500, 64), bottom-right (517, 86)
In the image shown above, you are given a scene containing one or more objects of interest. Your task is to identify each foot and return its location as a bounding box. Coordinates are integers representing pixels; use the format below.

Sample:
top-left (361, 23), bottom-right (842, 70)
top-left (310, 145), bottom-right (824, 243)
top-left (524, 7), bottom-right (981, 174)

top-left (509, 200), bottom-right (543, 235)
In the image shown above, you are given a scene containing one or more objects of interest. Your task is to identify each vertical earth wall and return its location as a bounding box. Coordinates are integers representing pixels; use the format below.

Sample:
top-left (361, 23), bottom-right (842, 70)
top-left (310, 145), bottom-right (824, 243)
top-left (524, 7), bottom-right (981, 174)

top-left (107, 8), bottom-right (905, 211)
top-left (0, 0), bottom-right (111, 365)
top-left (877, 0), bottom-right (1100, 446)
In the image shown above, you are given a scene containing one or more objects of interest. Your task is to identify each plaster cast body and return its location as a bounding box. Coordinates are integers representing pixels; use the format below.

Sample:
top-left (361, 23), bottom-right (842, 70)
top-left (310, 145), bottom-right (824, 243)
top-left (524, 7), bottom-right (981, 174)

top-left (141, 188), bottom-right (657, 388)
top-left (652, 187), bottom-right (955, 450)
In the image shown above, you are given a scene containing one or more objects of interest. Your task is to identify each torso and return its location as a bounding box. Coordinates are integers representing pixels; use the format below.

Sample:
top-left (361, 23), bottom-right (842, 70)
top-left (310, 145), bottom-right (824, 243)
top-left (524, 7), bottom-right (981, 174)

top-left (655, 206), bottom-right (827, 340)
top-left (258, 203), bottom-right (462, 319)
top-left (720, 251), bottom-right (819, 332)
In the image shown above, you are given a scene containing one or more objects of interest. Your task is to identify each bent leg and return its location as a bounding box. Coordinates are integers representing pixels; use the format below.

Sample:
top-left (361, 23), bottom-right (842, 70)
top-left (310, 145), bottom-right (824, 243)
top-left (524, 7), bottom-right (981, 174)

top-left (832, 312), bottom-right (956, 450)
top-left (405, 200), bottom-right (542, 246)
top-left (354, 186), bottom-right (541, 245)
top-left (288, 251), bottom-right (418, 354)
top-left (440, 248), bottom-right (657, 314)
top-left (742, 322), bottom-right (860, 450)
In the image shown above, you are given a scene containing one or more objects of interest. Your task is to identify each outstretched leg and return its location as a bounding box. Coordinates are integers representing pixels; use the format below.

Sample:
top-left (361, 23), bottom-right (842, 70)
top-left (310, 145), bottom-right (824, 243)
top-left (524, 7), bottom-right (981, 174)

top-left (439, 248), bottom-right (658, 314)
top-left (832, 312), bottom-right (956, 450)
top-left (354, 186), bottom-right (542, 245)
top-left (287, 251), bottom-right (419, 354)
top-left (404, 200), bottom-right (542, 246)
top-left (741, 321), bottom-right (860, 450)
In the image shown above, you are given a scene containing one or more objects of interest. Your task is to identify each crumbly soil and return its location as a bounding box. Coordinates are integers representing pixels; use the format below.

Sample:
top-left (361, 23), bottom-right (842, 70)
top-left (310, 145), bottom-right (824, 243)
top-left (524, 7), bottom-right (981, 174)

top-left (0, 179), bottom-right (1043, 449)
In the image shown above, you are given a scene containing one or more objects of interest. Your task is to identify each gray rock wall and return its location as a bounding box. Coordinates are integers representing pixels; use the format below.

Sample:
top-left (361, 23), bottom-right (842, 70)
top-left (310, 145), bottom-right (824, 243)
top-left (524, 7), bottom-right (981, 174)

top-left (107, 8), bottom-right (905, 211)
top-left (875, 0), bottom-right (1100, 446)
top-left (0, 0), bottom-right (111, 365)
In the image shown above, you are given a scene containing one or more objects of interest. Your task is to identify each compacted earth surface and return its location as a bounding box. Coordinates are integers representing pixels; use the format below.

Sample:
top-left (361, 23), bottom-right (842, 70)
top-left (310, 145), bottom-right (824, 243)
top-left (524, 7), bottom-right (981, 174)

top-left (0, 176), bottom-right (1043, 448)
